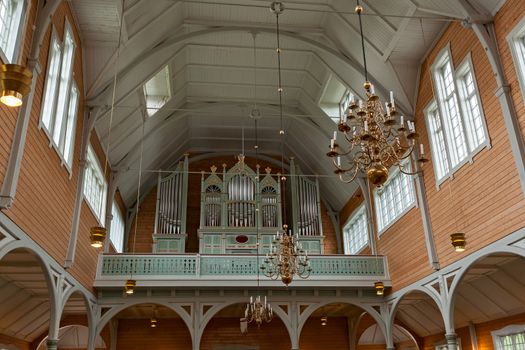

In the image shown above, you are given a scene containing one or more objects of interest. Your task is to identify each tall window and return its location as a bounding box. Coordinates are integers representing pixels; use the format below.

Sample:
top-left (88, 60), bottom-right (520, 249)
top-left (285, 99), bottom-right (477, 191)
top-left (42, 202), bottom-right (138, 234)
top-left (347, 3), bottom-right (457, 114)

top-left (374, 168), bottom-right (415, 233)
top-left (343, 205), bottom-right (368, 254)
top-left (83, 145), bottom-right (107, 224)
top-left (110, 203), bottom-right (125, 253)
top-left (0, 0), bottom-right (24, 62)
top-left (492, 326), bottom-right (525, 350)
top-left (429, 49), bottom-right (488, 183)
top-left (500, 333), bottom-right (525, 350)
top-left (40, 24), bottom-right (78, 169)
top-left (508, 19), bottom-right (525, 119)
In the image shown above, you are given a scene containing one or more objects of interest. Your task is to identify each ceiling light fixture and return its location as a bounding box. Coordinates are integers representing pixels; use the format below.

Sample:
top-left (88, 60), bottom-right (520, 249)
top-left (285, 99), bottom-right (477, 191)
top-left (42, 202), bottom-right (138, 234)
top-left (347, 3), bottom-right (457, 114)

top-left (326, 0), bottom-right (428, 187)
top-left (450, 232), bottom-right (466, 252)
top-left (260, 2), bottom-right (312, 286)
top-left (0, 64), bottom-right (32, 107)
top-left (374, 281), bottom-right (385, 296)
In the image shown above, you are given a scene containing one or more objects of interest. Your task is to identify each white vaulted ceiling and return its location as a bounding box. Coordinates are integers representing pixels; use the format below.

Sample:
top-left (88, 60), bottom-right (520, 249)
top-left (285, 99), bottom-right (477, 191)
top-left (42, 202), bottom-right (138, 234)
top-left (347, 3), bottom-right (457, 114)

top-left (69, 0), bottom-right (502, 208)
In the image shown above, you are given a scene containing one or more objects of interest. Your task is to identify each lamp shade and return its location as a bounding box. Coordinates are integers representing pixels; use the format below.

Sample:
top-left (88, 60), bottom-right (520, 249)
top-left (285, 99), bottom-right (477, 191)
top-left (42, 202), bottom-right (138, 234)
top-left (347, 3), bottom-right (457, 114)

top-left (374, 281), bottom-right (385, 296)
top-left (0, 64), bottom-right (32, 107)
top-left (450, 232), bottom-right (466, 252)
top-left (125, 279), bottom-right (136, 294)
top-left (90, 226), bottom-right (106, 248)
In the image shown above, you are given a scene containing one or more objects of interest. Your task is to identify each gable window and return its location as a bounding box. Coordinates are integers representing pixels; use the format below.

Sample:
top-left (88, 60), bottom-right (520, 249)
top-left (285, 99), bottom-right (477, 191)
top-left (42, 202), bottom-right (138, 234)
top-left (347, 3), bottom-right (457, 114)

top-left (0, 0), bottom-right (25, 62)
top-left (83, 145), bottom-right (107, 224)
top-left (492, 325), bottom-right (525, 350)
top-left (143, 65), bottom-right (171, 117)
top-left (110, 202), bottom-right (125, 253)
top-left (343, 205), bottom-right (368, 254)
top-left (429, 49), bottom-right (489, 184)
top-left (40, 23), bottom-right (78, 170)
top-left (374, 167), bottom-right (415, 233)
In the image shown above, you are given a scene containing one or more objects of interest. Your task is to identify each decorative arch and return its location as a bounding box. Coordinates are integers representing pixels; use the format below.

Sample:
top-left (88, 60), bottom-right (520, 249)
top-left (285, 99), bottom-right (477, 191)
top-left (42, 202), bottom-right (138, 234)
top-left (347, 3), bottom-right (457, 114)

top-left (446, 248), bottom-right (525, 332)
top-left (297, 300), bottom-right (386, 346)
top-left (95, 300), bottom-right (194, 345)
top-left (0, 241), bottom-right (59, 337)
top-left (197, 301), bottom-right (293, 348)
top-left (35, 325), bottom-right (106, 350)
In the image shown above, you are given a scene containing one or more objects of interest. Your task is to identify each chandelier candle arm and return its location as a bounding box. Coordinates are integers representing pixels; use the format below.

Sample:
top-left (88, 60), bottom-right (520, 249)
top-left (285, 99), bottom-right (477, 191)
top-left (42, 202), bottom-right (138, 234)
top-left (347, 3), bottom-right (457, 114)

top-left (326, 0), bottom-right (430, 187)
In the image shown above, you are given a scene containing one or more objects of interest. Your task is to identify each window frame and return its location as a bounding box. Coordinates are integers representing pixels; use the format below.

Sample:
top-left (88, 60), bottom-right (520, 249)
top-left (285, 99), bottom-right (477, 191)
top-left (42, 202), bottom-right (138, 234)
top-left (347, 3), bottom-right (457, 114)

top-left (110, 202), bottom-right (125, 253)
top-left (0, 0), bottom-right (27, 63)
top-left (455, 53), bottom-right (490, 153)
top-left (342, 204), bottom-right (368, 255)
top-left (429, 46), bottom-right (490, 189)
top-left (374, 165), bottom-right (417, 236)
top-left (507, 16), bottom-right (525, 113)
top-left (143, 64), bottom-right (173, 117)
top-left (83, 144), bottom-right (108, 225)
top-left (38, 21), bottom-right (78, 175)
top-left (492, 325), bottom-right (525, 350)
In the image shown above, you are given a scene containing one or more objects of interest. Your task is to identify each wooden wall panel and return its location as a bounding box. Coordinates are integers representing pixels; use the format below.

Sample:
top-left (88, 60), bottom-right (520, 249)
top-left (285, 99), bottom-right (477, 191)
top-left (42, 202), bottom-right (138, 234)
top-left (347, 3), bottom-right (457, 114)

top-left (299, 317), bottom-right (349, 350)
top-left (201, 317), bottom-right (292, 350)
top-left (116, 318), bottom-right (192, 350)
top-left (0, 334), bottom-right (30, 350)
top-left (128, 155), bottom-right (339, 254)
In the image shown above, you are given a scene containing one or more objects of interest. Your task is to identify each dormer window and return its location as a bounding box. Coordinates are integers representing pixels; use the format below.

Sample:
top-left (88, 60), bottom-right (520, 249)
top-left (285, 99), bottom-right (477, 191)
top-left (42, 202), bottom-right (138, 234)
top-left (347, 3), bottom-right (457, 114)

top-left (143, 65), bottom-right (171, 117)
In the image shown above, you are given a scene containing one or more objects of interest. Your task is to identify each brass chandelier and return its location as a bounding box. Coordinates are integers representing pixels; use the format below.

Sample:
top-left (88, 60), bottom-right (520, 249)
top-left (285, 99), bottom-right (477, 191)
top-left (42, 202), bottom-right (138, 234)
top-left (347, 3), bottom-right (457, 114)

top-left (326, 0), bottom-right (428, 187)
top-left (258, 2), bottom-right (312, 287)
top-left (261, 224), bottom-right (312, 285)
top-left (244, 295), bottom-right (273, 328)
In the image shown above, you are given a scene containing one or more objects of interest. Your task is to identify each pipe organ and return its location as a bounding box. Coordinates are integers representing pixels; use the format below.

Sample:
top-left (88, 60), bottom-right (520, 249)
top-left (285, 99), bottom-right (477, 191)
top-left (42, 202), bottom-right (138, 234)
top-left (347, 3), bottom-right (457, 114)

top-left (153, 155), bottom-right (189, 253)
top-left (198, 156), bottom-right (324, 254)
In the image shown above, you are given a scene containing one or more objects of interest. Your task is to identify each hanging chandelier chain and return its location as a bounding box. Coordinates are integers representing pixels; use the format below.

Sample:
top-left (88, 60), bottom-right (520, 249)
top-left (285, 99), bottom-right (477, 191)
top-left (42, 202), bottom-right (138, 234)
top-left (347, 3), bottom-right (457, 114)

top-left (356, 0), bottom-right (368, 82)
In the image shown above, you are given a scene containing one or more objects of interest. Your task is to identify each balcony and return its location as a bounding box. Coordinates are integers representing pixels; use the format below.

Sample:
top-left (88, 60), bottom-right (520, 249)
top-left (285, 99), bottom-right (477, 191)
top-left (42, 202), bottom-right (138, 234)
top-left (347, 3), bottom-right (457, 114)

top-left (94, 253), bottom-right (391, 288)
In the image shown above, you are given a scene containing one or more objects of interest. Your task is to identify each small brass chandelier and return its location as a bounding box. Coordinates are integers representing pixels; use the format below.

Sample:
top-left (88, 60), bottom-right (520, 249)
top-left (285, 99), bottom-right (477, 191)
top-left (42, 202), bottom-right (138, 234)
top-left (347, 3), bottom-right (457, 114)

top-left (261, 224), bottom-right (312, 285)
top-left (326, 0), bottom-right (428, 187)
top-left (245, 295), bottom-right (273, 328)
top-left (260, 2), bottom-right (312, 286)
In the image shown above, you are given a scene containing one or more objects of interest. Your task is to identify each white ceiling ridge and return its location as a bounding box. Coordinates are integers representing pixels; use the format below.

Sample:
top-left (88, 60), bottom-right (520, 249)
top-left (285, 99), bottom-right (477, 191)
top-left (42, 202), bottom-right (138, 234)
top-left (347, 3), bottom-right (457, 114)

top-left (89, 26), bottom-right (413, 122)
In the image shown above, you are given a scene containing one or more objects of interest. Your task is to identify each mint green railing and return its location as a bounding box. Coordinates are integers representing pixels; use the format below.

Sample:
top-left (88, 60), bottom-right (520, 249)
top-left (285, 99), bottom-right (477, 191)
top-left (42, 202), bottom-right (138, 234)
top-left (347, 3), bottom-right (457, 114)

top-left (99, 254), bottom-right (387, 278)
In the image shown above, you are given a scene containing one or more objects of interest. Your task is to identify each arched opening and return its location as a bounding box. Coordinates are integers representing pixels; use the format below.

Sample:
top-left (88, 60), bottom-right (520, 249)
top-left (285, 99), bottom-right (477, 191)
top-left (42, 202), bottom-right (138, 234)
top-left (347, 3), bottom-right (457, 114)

top-left (450, 252), bottom-right (525, 350)
top-left (391, 290), bottom-right (443, 350)
top-left (35, 325), bottom-right (106, 350)
top-left (358, 323), bottom-right (419, 350)
top-left (298, 302), bottom-right (385, 350)
top-left (200, 302), bottom-right (291, 350)
top-left (101, 303), bottom-right (192, 350)
top-left (0, 247), bottom-right (53, 347)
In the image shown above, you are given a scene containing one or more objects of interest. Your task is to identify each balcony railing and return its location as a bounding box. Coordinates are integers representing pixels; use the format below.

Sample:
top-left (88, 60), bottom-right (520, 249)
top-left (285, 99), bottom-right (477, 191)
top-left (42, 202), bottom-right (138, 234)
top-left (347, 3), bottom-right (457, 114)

top-left (94, 254), bottom-right (390, 288)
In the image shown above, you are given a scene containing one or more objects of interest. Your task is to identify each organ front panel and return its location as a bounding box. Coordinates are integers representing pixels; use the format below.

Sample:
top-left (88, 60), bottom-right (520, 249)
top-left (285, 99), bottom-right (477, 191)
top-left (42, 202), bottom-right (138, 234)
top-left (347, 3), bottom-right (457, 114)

top-left (198, 156), bottom-right (323, 254)
top-left (153, 155), bottom-right (189, 253)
